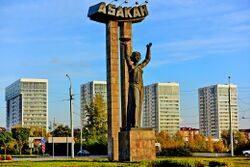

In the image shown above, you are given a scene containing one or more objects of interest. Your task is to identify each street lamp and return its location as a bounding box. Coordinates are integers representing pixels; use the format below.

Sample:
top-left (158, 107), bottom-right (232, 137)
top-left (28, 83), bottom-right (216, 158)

top-left (66, 74), bottom-right (74, 158)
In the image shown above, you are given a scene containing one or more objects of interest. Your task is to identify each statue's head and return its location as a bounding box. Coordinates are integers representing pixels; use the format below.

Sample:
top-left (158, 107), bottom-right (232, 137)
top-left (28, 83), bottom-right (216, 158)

top-left (131, 51), bottom-right (141, 64)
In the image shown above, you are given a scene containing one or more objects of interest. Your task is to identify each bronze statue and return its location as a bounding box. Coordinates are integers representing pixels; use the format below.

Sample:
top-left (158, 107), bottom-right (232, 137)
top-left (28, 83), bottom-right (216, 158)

top-left (120, 38), bottom-right (152, 128)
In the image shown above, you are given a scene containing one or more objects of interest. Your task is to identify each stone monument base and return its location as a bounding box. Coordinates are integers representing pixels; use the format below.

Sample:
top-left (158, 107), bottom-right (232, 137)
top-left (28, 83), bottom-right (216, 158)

top-left (119, 128), bottom-right (156, 161)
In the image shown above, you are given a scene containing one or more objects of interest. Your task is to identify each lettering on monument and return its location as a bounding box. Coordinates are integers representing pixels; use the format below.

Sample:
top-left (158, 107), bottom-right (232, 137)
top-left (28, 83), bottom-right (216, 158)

top-left (124, 7), bottom-right (133, 18)
top-left (116, 7), bottom-right (124, 18)
top-left (88, 2), bottom-right (148, 23)
top-left (107, 4), bottom-right (116, 16)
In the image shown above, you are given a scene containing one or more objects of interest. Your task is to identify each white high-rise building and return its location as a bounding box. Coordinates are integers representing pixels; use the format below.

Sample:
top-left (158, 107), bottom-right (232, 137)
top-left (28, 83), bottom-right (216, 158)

top-left (5, 78), bottom-right (48, 131)
top-left (142, 83), bottom-right (180, 134)
top-left (80, 81), bottom-right (107, 127)
top-left (199, 84), bottom-right (239, 139)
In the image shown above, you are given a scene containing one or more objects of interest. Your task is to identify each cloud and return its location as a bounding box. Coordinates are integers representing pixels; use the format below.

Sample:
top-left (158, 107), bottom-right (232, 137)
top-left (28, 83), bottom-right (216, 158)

top-left (157, 37), bottom-right (249, 51)
top-left (150, 35), bottom-right (250, 66)
top-left (49, 57), bottom-right (87, 68)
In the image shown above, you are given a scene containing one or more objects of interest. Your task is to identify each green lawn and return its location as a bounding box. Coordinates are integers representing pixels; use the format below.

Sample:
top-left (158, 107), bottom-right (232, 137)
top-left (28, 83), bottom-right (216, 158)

top-left (0, 157), bottom-right (250, 167)
top-left (0, 158), bottom-right (145, 167)
top-left (157, 157), bottom-right (250, 167)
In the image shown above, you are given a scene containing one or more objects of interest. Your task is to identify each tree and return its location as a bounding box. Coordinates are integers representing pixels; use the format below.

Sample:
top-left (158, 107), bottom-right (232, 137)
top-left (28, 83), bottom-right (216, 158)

top-left (221, 130), bottom-right (230, 147)
top-left (0, 132), bottom-right (13, 155)
top-left (11, 127), bottom-right (30, 155)
top-left (156, 131), bottom-right (172, 149)
top-left (53, 125), bottom-right (70, 137)
top-left (188, 133), bottom-right (206, 152)
top-left (30, 127), bottom-right (46, 137)
top-left (174, 131), bottom-right (185, 148)
top-left (234, 131), bottom-right (248, 146)
top-left (8, 140), bottom-right (18, 154)
top-left (83, 94), bottom-right (107, 145)
top-left (214, 140), bottom-right (227, 152)
top-left (206, 136), bottom-right (214, 152)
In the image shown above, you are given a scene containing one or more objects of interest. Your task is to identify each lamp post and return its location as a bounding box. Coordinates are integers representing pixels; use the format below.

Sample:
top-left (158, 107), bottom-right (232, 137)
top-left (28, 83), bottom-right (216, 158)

top-left (66, 74), bottom-right (74, 158)
top-left (228, 76), bottom-right (234, 157)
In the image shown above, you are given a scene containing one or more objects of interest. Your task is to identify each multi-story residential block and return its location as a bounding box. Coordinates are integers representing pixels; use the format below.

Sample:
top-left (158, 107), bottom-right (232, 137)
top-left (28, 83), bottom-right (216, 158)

top-left (199, 84), bottom-right (238, 139)
top-left (80, 81), bottom-right (107, 127)
top-left (5, 78), bottom-right (48, 131)
top-left (142, 82), bottom-right (180, 134)
top-left (180, 127), bottom-right (199, 141)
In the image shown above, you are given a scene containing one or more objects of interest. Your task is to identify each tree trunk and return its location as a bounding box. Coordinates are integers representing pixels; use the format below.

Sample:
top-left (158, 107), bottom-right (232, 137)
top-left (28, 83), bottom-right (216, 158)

top-left (19, 143), bottom-right (23, 155)
top-left (4, 144), bottom-right (7, 156)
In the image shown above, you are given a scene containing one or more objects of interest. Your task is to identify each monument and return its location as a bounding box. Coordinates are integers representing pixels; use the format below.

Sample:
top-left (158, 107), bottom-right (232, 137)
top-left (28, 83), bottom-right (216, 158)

top-left (88, 1), bottom-right (155, 161)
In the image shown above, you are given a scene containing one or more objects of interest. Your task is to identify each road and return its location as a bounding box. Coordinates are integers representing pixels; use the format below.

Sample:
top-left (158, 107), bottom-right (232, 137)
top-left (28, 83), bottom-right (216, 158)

top-left (12, 155), bottom-right (108, 161)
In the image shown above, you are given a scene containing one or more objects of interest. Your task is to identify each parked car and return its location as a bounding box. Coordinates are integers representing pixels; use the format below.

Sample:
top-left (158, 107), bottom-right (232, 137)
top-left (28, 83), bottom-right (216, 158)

top-left (242, 150), bottom-right (250, 156)
top-left (77, 149), bottom-right (90, 156)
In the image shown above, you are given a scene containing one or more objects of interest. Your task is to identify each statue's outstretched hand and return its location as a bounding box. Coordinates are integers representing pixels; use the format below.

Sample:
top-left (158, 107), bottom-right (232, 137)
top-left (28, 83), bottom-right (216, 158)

top-left (146, 43), bottom-right (152, 48)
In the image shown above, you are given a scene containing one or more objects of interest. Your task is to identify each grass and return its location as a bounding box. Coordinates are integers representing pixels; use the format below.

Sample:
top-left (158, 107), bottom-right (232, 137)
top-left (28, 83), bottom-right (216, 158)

top-left (0, 156), bottom-right (249, 167)
top-left (156, 157), bottom-right (250, 167)
top-left (0, 158), bottom-right (146, 167)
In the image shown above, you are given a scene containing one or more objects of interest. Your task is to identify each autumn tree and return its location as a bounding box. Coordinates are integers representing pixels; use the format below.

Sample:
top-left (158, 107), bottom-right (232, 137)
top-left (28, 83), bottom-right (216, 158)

top-left (221, 130), bottom-right (230, 147)
top-left (188, 133), bottom-right (206, 152)
top-left (30, 127), bottom-right (47, 137)
top-left (214, 140), bottom-right (227, 152)
top-left (206, 136), bottom-right (214, 152)
top-left (156, 131), bottom-right (173, 149)
top-left (234, 131), bottom-right (248, 146)
top-left (174, 131), bottom-right (185, 148)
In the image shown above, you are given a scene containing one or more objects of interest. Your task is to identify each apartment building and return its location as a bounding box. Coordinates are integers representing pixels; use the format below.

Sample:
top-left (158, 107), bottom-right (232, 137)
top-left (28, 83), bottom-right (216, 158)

top-left (199, 84), bottom-right (238, 139)
top-left (142, 83), bottom-right (180, 134)
top-left (5, 78), bottom-right (48, 131)
top-left (80, 81), bottom-right (107, 127)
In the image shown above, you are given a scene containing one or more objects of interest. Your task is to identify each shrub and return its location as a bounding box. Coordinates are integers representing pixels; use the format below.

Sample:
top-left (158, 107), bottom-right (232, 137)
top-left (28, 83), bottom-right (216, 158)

top-left (6, 155), bottom-right (12, 160)
top-left (195, 161), bottom-right (205, 167)
top-left (209, 161), bottom-right (226, 167)
top-left (0, 155), bottom-right (12, 160)
top-left (158, 147), bottom-right (191, 156)
top-left (155, 160), bottom-right (191, 167)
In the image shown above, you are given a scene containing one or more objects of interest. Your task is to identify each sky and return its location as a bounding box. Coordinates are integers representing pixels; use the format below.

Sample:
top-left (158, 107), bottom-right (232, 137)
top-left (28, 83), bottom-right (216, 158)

top-left (0, 0), bottom-right (250, 129)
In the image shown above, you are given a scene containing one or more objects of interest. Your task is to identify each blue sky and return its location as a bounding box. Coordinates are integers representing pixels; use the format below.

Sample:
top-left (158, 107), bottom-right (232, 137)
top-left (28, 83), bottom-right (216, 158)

top-left (0, 0), bottom-right (250, 129)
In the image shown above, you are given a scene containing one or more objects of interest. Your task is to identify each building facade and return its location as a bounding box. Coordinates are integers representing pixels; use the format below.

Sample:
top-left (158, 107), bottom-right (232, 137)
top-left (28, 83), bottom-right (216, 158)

top-left (80, 81), bottom-right (107, 127)
top-left (180, 127), bottom-right (199, 141)
top-left (199, 84), bottom-right (239, 139)
top-left (5, 78), bottom-right (48, 132)
top-left (142, 83), bottom-right (180, 134)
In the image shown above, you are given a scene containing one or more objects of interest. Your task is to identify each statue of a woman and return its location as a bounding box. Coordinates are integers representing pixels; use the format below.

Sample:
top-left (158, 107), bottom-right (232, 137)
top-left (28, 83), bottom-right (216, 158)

top-left (121, 38), bottom-right (152, 128)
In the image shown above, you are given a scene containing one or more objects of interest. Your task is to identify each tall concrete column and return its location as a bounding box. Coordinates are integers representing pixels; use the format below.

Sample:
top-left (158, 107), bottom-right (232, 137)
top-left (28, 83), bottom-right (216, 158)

top-left (106, 20), bottom-right (120, 161)
top-left (119, 22), bottom-right (132, 128)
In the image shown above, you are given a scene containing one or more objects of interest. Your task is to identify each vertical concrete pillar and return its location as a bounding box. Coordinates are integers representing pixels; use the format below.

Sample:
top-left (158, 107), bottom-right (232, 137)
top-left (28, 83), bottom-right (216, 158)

top-left (106, 21), bottom-right (120, 161)
top-left (119, 22), bottom-right (132, 128)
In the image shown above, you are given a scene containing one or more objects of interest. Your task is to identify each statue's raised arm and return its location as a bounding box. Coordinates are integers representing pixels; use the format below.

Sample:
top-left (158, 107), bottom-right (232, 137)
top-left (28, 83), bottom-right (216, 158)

top-left (140, 43), bottom-right (152, 68)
